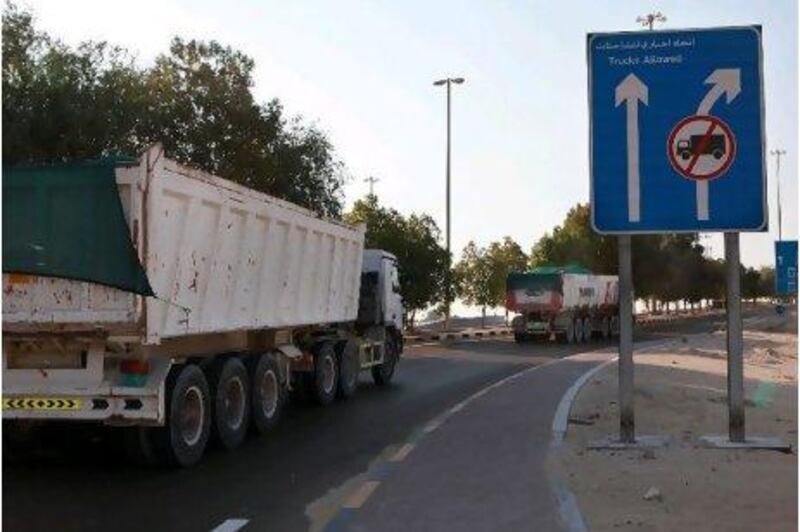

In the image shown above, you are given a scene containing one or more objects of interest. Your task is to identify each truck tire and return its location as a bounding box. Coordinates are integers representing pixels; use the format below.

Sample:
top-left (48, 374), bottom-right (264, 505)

top-left (250, 352), bottom-right (283, 435)
top-left (565, 320), bottom-right (576, 344)
top-left (336, 340), bottom-right (360, 399)
top-left (210, 357), bottom-right (250, 450)
top-left (582, 317), bottom-right (592, 342)
top-left (572, 318), bottom-right (583, 343)
top-left (152, 364), bottom-right (211, 468)
top-left (372, 334), bottom-right (398, 386)
top-left (312, 341), bottom-right (339, 405)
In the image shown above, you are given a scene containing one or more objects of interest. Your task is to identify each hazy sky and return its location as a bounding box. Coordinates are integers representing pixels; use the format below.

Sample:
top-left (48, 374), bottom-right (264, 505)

top-left (21, 0), bottom-right (798, 271)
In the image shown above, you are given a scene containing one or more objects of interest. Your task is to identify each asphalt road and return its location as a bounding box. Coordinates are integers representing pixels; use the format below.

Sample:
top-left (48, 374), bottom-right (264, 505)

top-left (2, 308), bottom-right (766, 532)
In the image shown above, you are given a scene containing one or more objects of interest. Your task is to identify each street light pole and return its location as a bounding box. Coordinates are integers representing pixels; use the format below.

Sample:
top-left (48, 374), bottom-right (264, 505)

top-left (770, 149), bottom-right (786, 241)
top-left (434, 76), bottom-right (465, 331)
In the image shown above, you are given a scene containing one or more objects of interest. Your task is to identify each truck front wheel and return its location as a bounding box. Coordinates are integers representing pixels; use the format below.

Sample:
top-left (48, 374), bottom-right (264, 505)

top-left (312, 342), bottom-right (339, 405)
top-left (210, 357), bottom-right (250, 450)
top-left (372, 335), bottom-right (398, 386)
top-left (250, 352), bottom-right (284, 435)
top-left (152, 364), bottom-right (211, 468)
top-left (336, 340), bottom-right (360, 399)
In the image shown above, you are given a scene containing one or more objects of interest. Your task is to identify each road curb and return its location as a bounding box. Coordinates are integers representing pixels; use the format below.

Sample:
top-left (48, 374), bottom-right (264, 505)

top-left (403, 328), bottom-right (512, 344)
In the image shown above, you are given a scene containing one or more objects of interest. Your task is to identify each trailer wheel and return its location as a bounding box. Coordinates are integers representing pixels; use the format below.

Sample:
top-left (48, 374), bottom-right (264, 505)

top-left (565, 320), bottom-right (576, 344)
top-left (152, 364), bottom-right (211, 468)
top-left (582, 317), bottom-right (592, 342)
top-left (372, 334), bottom-right (398, 386)
top-left (336, 340), bottom-right (360, 399)
top-left (312, 342), bottom-right (339, 405)
top-left (210, 357), bottom-right (250, 450)
top-left (250, 352), bottom-right (284, 435)
top-left (601, 316), bottom-right (610, 339)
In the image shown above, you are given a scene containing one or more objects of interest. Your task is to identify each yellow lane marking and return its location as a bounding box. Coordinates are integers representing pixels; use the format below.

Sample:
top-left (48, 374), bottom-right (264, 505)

top-left (390, 443), bottom-right (415, 462)
top-left (2, 398), bottom-right (82, 411)
top-left (342, 481), bottom-right (380, 509)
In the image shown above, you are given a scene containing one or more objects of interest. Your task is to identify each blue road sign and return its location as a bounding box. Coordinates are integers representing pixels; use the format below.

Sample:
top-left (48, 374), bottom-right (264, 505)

top-left (588, 27), bottom-right (767, 233)
top-left (775, 240), bottom-right (797, 296)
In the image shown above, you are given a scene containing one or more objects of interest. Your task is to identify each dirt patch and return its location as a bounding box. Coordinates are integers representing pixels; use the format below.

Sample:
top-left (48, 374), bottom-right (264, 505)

top-left (549, 313), bottom-right (797, 532)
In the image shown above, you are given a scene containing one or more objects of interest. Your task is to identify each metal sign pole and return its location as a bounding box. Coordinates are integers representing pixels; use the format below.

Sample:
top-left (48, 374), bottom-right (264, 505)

top-left (618, 234), bottom-right (635, 443)
top-left (724, 232), bottom-right (745, 442)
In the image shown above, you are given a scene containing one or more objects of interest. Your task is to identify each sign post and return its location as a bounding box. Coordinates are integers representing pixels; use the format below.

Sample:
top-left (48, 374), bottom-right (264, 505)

top-left (724, 233), bottom-right (745, 442)
top-left (588, 26), bottom-right (784, 449)
top-left (617, 235), bottom-right (635, 443)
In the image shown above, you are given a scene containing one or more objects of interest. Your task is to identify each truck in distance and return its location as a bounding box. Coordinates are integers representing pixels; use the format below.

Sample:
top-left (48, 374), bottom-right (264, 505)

top-left (3, 145), bottom-right (404, 467)
top-left (506, 266), bottom-right (619, 343)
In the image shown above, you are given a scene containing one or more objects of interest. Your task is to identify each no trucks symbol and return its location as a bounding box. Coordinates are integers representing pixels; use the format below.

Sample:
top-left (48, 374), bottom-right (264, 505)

top-left (667, 115), bottom-right (736, 181)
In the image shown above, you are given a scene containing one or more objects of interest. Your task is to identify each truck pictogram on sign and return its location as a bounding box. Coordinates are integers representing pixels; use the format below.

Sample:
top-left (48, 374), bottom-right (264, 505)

top-left (667, 114), bottom-right (736, 181)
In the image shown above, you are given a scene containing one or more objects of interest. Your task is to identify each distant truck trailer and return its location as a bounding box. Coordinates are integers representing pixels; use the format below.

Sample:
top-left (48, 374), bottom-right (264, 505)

top-left (2, 145), bottom-right (404, 467)
top-left (506, 266), bottom-right (619, 343)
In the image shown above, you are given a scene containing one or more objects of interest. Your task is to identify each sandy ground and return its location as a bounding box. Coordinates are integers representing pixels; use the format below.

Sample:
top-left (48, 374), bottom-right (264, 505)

top-left (549, 312), bottom-right (798, 532)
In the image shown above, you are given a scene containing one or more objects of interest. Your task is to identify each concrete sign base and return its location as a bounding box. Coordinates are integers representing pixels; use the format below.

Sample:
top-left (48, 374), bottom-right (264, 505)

top-left (699, 435), bottom-right (792, 452)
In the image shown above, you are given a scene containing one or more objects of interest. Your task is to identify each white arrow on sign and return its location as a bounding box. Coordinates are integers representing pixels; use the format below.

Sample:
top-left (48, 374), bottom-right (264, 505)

top-left (695, 68), bottom-right (741, 221)
top-left (615, 73), bottom-right (648, 223)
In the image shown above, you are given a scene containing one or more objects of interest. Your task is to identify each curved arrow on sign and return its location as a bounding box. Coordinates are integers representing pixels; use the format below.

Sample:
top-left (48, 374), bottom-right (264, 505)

top-left (615, 73), bottom-right (648, 223)
top-left (695, 69), bottom-right (741, 220)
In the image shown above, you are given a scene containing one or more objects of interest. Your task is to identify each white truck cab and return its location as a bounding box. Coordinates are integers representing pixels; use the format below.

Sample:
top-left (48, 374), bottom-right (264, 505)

top-left (360, 249), bottom-right (404, 332)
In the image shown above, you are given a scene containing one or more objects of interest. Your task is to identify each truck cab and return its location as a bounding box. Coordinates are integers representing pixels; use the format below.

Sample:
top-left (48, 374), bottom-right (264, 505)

top-left (359, 249), bottom-right (403, 332)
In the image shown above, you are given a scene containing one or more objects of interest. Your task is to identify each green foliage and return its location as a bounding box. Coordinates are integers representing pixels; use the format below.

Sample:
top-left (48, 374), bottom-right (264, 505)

top-left (344, 195), bottom-right (449, 323)
top-left (2, 3), bottom-right (344, 217)
top-left (455, 237), bottom-right (528, 324)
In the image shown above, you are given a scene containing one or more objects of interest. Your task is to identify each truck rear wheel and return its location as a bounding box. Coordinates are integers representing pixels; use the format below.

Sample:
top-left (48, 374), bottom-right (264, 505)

top-left (210, 357), bottom-right (250, 450)
top-left (152, 364), bottom-right (211, 468)
top-left (250, 352), bottom-right (283, 435)
top-left (312, 342), bottom-right (339, 405)
top-left (336, 340), bottom-right (360, 399)
top-left (582, 317), bottom-right (592, 342)
top-left (564, 320), bottom-right (576, 344)
top-left (372, 335), bottom-right (398, 386)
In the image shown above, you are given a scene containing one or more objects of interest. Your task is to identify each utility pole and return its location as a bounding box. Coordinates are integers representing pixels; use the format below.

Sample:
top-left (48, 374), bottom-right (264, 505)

top-left (770, 149), bottom-right (786, 241)
top-left (433, 76), bottom-right (465, 331)
top-left (636, 11), bottom-right (666, 30)
top-left (364, 176), bottom-right (380, 197)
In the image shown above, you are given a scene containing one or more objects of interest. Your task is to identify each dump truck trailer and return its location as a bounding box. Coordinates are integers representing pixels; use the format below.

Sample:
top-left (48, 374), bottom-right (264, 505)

top-left (506, 266), bottom-right (619, 343)
top-left (2, 145), bottom-right (404, 467)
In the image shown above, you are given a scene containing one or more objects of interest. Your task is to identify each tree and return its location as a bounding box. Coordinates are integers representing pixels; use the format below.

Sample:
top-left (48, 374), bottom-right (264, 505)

top-left (2, 4), bottom-right (345, 217)
top-left (344, 195), bottom-right (449, 328)
top-left (454, 237), bottom-right (528, 327)
top-left (454, 242), bottom-right (495, 327)
top-left (530, 204), bottom-right (617, 274)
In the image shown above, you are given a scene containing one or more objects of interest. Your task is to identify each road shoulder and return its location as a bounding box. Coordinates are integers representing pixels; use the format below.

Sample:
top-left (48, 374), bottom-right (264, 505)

top-left (548, 314), bottom-right (798, 531)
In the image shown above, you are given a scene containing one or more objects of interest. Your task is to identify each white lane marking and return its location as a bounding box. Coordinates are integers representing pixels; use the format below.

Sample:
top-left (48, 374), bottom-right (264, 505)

top-left (390, 443), bottom-right (415, 462)
top-left (449, 401), bottom-right (467, 414)
top-left (342, 481), bottom-right (380, 509)
top-left (210, 518), bottom-right (249, 532)
top-left (423, 419), bottom-right (443, 433)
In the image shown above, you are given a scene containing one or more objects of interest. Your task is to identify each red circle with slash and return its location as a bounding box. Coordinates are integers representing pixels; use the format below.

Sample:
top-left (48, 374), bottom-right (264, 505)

top-left (667, 115), bottom-right (736, 181)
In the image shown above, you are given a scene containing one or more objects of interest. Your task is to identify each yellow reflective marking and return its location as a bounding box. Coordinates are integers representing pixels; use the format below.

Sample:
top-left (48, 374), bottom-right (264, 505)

top-left (2, 397), bottom-right (82, 411)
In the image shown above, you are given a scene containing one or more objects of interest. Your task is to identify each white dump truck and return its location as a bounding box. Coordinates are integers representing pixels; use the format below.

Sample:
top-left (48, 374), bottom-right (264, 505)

top-left (2, 145), bottom-right (404, 467)
top-left (507, 266), bottom-right (619, 343)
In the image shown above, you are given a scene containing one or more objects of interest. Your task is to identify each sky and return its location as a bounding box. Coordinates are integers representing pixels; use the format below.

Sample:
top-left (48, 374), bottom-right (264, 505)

top-left (18, 1), bottom-right (797, 279)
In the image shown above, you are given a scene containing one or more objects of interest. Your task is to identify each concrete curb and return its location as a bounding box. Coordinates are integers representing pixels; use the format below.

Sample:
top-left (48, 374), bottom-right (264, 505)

top-left (403, 327), bottom-right (512, 345)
